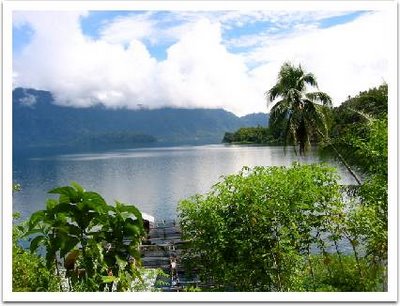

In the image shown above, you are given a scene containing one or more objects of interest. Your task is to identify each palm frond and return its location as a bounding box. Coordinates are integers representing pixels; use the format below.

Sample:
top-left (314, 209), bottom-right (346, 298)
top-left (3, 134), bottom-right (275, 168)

top-left (305, 92), bottom-right (332, 107)
top-left (300, 72), bottom-right (318, 89)
top-left (278, 62), bottom-right (304, 92)
top-left (269, 99), bottom-right (290, 126)
top-left (347, 107), bottom-right (375, 124)
top-left (266, 84), bottom-right (283, 105)
top-left (303, 101), bottom-right (328, 138)
top-left (284, 113), bottom-right (298, 154)
top-left (287, 88), bottom-right (302, 106)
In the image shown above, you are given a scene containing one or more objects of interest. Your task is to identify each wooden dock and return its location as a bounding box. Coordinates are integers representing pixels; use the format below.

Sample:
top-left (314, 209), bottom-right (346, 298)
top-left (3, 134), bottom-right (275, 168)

top-left (140, 220), bottom-right (200, 292)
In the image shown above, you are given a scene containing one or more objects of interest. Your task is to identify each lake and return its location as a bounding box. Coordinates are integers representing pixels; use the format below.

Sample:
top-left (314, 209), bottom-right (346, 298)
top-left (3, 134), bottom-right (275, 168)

top-left (13, 144), bottom-right (358, 221)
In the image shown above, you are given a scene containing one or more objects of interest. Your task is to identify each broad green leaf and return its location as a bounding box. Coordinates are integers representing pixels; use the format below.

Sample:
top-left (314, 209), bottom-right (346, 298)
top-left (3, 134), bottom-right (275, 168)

top-left (124, 223), bottom-right (139, 237)
top-left (71, 181), bottom-right (84, 194)
top-left (52, 202), bottom-right (76, 215)
top-left (23, 228), bottom-right (46, 238)
top-left (48, 186), bottom-right (79, 202)
top-left (64, 224), bottom-right (82, 237)
top-left (83, 192), bottom-right (108, 212)
top-left (59, 236), bottom-right (79, 258)
top-left (46, 199), bottom-right (58, 210)
top-left (102, 276), bottom-right (117, 283)
top-left (28, 210), bottom-right (45, 229)
top-left (30, 235), bottom-right (46, 252)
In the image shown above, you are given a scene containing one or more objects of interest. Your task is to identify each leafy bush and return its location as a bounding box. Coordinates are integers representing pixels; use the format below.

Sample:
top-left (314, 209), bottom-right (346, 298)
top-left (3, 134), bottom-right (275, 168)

top-left (178, 163), bottom-right (348, 291)
top-left (330, 116), bottom-right (388, 289)
top-left (178, 162), bottom-right (386, 291)
top-left (305, 254), bottom-right (382, 292)
top-left (321, 84), bottom-right (388, 291)
top-left (12, 213), bottom-right (60, 292)
top-left (23, 183), bottom-right (147, 292)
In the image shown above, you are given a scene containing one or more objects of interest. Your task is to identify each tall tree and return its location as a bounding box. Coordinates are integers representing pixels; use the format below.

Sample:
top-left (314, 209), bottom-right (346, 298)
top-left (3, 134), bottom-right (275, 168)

top-left (266, 62), bottom-right (332, 154)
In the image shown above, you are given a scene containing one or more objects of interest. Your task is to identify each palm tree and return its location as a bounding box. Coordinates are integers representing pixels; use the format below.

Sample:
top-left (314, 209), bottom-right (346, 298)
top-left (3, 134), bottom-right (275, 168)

top-left (266, 62), bottom-right (332, 155)
top-left (266, 62), bottom-right (362, 184)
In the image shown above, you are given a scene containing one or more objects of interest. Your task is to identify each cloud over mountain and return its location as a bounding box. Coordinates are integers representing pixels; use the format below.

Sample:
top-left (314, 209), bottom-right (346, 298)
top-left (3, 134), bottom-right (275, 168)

top-left (12, 8), bottom-right (393, 116)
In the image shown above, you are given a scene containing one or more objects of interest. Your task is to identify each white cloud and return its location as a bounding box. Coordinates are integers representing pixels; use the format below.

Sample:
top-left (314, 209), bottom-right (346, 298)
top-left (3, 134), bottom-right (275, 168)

top-left (99, 12), bottom-right (156, 44)
top-left (13, 12), bottom-right (263, 115)
top-left (18, 89), bottom-right (37, 107)
top-left (157, 19), bottom-right (260, 114)
top-left (13, 10), bottom-right (393, 116)
top-left (248, 10), bottom-right (392, 108)
top-left (13, 11), bottom-right (160, 108)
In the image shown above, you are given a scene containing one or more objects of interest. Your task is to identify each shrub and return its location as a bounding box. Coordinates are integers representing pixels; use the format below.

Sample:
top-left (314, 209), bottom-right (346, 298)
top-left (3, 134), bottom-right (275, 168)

top-left (178, 163), bottom-right (346, 291)
top-left (23, 183), bottom-right (147, 292)
top-left (12, 213), bottom-right (60, 292)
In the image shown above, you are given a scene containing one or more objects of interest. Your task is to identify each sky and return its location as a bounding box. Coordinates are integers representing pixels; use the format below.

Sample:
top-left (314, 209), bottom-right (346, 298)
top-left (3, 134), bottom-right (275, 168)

top-left (12, 6), bottom-right (394, 116)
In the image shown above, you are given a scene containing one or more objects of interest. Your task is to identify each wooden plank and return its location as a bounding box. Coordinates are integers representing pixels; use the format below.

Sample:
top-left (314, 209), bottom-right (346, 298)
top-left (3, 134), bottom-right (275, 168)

top-left (139, 219), bottom-right (204, 291)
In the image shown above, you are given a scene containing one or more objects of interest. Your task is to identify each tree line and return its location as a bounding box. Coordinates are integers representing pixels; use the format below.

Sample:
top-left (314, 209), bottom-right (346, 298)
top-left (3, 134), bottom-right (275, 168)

top-left (222, 126), bottom-right (277, 145)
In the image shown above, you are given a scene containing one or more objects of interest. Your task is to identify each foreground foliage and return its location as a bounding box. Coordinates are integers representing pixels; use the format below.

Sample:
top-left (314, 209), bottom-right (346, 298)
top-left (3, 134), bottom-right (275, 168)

top-left (323, 83), bottom-right (388, 288)
top-left (12, 213), bottom-right (61, 292)
top-left (178, 163), bottom-right (386, 291)
top-left (15, 183), bottom-right (151, 292)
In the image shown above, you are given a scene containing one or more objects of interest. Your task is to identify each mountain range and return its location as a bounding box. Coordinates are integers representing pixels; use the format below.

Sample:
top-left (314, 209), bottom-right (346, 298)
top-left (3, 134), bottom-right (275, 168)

top-left (13, 88), bottom-right (269, 154)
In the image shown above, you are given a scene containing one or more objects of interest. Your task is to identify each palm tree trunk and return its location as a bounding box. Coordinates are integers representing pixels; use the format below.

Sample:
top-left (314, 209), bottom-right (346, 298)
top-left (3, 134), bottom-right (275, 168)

top-left (327, 142), bottom-right (362, 185)
top-left (316, 130), bottom-right (362, 185)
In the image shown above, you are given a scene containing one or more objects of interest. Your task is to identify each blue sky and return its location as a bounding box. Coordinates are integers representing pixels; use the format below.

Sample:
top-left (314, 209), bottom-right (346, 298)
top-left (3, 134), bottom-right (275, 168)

top-left (13, 10), bottom-right (368, 59)
top-left (12, 8), bottom-right (392, 115)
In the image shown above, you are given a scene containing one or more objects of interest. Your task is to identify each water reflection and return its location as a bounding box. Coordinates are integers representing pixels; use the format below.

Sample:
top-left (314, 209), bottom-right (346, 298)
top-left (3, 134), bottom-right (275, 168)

top-left (13, 145), bottom-right (358, 221)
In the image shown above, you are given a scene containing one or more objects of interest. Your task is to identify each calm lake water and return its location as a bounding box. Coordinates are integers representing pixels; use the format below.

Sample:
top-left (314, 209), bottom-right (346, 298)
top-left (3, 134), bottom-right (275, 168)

top-left (13, 144), bottom-right (358, 221)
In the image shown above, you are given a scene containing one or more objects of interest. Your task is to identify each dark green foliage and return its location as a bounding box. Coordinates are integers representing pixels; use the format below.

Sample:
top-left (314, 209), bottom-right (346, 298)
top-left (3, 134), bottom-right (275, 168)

top-left (12, 183), bottom-right (22, 192)
top-left (330, 84), bottom-right (387, 135)
top-left (178, 163), bottom-right (386, 291)
top-left (331, 116), bottom-right (387, 177)
top-left (24, 182), bottom-right (146, 291)
top-left (266, 62), bottom-right (332, 154)
top-left (222, 126), bottom-right (277, 144)
top-left (325, 84), bottom-right (388, 180)
top-left (342, 118), bottom-right (388, 288)
top-left (322, 84), bottom-right (388, 283)
top-left (12, 213), bottom-right (60, 292)
top-left (221, 132), bottom-right (234, 143)
top-left (326, 84), bottom-right (388, 164)
top-left (179, 163), bottom-right (352, 291)
top-left (305, 254), bottom-right (384, 292)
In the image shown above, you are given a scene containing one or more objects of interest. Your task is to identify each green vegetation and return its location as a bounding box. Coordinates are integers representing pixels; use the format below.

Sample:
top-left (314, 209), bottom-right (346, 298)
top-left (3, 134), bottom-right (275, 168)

top-left (266, 62), bottom-right (332, 154)
top-left (323, 84), bottom-right (388, 288)
top-left (224, 62), bottom-right (333, 149)
top-left (222, 126), bottom-right (278, 144)
top-left (326, 84), bottom-right (387, 173)
top-left (178, 163), bottom-right (386, 291)
top-left (180, 66), bottom-right (388, 291)
top-left (13, 183), bottom-right (165, 292)
top-left (13, 213), bottom-right (61, 291)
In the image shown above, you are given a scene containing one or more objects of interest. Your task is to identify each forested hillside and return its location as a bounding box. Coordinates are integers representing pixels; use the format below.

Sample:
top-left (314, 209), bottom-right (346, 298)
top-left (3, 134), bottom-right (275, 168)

top-left (13, 88), bottom-right (268, 152)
